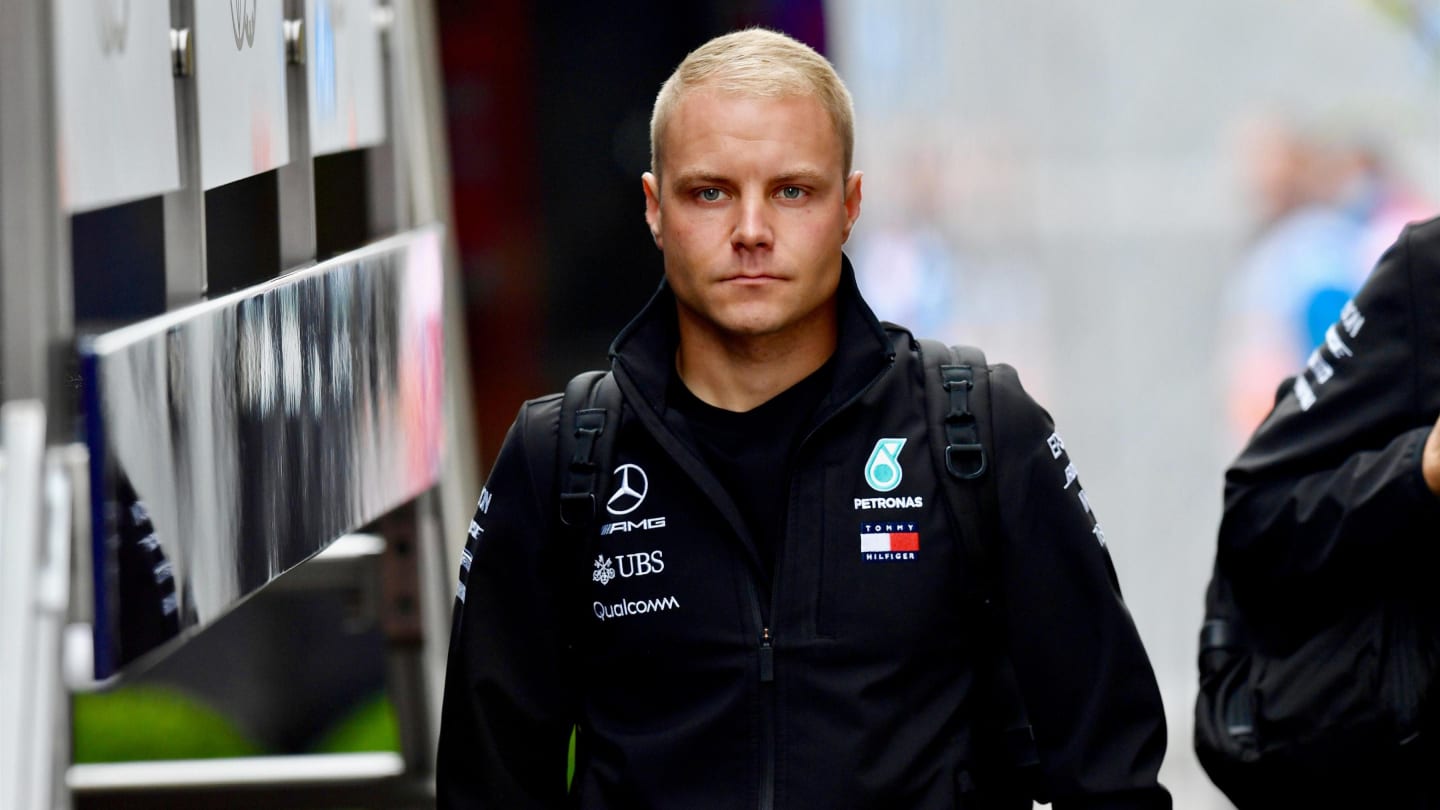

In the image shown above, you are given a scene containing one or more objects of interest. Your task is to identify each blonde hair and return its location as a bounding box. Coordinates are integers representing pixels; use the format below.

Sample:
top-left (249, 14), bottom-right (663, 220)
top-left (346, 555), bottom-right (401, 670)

top-left (650, 28), bottom-right (855, 178)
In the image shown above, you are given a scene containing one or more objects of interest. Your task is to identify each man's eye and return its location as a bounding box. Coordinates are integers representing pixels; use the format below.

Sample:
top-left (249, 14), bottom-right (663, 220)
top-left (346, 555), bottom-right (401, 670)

top-left (778, 186), bottom-right (805, 200)
top-left (698, 188), bottom-right (724, 202)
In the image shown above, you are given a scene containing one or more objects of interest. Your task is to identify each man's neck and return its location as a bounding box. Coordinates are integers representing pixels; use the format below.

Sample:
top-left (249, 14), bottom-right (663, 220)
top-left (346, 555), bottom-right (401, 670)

top-left (674, 308), bottom-right (837, 413)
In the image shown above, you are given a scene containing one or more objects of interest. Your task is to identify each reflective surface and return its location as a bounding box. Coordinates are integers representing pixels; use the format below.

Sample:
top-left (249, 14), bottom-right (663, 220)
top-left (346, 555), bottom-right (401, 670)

top-left (307, 0), bottom-right (386, 157)
top-left (195, 0), bottom-right (289, 189)
top-left (80, 226), bottom-right (445, 679)
top-left (54, 0), bottom-right (181, 213)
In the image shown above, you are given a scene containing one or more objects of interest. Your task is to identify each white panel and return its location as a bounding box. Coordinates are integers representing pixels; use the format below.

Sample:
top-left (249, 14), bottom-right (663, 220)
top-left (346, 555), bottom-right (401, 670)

top-left (307, 0), bottom-right (387, 156)
top-left (81, 226), bottom-right (446, 678)
top-left (195, 0), bottom-right (290, 190)
top-left (54, 0), bottom-right (181, 213)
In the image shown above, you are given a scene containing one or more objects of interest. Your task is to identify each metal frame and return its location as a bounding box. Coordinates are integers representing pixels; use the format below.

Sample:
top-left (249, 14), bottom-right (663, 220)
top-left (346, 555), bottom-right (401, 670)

top-left (162, 0), bottom-right (207, 307)
top-left (277, 0), bottom-right (318, 270)
top-left (367, 2), bottom-right (404, 239)
top-left (0, 0), bottom-right (70, 423)
top-left (69, 530), bottom-right (435, 810)
top-left (69, 753), bottom-right (431, 810)
top-left (1, 0), bottom-right (470, 806)
top-left (0, 403), bottom-right (63, 810)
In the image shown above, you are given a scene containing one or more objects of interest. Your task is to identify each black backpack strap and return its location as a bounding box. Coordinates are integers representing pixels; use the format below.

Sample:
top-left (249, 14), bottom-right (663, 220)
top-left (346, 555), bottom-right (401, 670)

top-left (917, 339), bottom-right (1040, 793)
top-left (918, 340), bottom-right (999, 601)
top-left (557, 370), bottom-right (621, 529)
top-left (552, 370), bottom-right (620, 778)
top-left (937, 357), bottom-right (987, 481)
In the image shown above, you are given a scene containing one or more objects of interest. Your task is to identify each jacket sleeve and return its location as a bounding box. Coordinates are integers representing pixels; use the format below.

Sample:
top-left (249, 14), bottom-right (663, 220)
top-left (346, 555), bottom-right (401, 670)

top-left (1218, 221), bottom-right (1440, 595)
top-left (990, 365), bottom-right (1171, 810)
top-left (437, 402), bottom-right (577, 809)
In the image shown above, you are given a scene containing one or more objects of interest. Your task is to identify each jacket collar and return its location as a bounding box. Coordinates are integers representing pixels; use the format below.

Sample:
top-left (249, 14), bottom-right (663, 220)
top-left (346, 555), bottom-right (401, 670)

top-left (608, 254), bottom-right (896, 417)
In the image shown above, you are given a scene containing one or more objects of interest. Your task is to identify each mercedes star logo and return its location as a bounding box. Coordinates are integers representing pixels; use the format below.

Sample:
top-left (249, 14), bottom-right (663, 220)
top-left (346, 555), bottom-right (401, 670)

top-left (606, 464), bottom-right (648, 516)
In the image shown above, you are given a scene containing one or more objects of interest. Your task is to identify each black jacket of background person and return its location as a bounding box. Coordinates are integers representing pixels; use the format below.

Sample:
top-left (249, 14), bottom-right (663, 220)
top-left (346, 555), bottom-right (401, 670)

top-left (438, 260), bottom-right (1171, 809)
top-left (1220, 216), bottom-right (1440, 605)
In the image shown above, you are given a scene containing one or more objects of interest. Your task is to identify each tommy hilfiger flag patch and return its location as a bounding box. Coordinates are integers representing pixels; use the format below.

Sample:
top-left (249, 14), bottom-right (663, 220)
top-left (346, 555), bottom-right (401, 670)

top-left (860, 522), bottom-right (919, 561)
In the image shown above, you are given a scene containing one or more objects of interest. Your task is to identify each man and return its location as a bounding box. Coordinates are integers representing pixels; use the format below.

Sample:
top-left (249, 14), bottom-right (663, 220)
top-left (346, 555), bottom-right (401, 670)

top-left (1207, 215), bottom-right (1440, 804)
top-left (439, 28), bottom-right (1170, 809)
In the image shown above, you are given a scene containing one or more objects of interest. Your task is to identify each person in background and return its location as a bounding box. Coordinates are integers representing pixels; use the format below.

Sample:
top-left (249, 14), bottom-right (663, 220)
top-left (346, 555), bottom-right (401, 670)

top-left (1222, 115), bottom-right (1432, 439)
top-left (1216, 215), bottom-right (1440, 805)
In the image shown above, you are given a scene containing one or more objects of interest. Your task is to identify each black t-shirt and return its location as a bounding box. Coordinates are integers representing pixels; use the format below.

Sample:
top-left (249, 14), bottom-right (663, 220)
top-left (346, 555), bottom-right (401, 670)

top-left (668, 359), bottom-right (834, 583)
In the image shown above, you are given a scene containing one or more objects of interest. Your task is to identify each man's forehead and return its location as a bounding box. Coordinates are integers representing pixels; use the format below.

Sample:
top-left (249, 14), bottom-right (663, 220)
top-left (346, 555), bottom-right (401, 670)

top-left (669, 84), bottom-right (823, 120)
top-left (658, 88), bottom-right (841, 171)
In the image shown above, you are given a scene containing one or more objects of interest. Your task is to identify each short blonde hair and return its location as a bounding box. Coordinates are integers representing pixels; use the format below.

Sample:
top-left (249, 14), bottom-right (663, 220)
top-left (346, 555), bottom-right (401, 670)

top-left (650, 28), bottom-right (855, 178)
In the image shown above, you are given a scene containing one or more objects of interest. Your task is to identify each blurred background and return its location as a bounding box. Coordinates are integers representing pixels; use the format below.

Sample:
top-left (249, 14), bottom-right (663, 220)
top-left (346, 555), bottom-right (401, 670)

top-left (441, 1), bottom-right (1439, 806)
top-left (14, 0), bottom-right (1435, 807)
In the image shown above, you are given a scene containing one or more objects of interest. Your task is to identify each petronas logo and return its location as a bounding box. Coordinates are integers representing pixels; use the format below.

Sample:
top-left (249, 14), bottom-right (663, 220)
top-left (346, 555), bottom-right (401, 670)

top-left (864, 438), bottom-right (907, 493)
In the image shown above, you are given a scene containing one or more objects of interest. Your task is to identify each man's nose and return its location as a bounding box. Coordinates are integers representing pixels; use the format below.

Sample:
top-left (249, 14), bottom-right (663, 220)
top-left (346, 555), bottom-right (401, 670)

top-left (731, 195), bottom-right (773, 250)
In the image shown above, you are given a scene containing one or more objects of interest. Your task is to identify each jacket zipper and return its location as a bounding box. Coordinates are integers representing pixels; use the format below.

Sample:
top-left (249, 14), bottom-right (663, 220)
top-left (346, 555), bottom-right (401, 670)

top-left (742, 560), bottom-right (774, 810)
top-left (612, 350), bottom-right (896, 810)
top-left (759, 626), bottom-right (775, 810)
top-left (759, 626), bottom-right (775, 682)
top-left (754, 357), bottom-right (892, 810)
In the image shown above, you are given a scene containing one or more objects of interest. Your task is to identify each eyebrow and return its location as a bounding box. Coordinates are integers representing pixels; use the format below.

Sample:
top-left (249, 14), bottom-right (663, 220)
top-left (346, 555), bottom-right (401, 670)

top-left (668, 169), bottom-right (833, 193)
top-left (669, 171), bottom-right (731, 192)
top-left (771, 170), bottom-right (831, 187)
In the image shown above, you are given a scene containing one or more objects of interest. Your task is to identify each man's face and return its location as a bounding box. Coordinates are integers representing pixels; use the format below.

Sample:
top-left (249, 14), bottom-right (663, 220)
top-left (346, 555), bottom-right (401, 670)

top-left (643, 89), bottom-right (862, 344)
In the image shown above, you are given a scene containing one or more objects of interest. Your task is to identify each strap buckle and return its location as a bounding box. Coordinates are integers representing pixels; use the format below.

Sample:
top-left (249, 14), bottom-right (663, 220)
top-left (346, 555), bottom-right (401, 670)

top-left (561, 408), bottom-right (608, 526)
top-left (946, 442), bottom-right (987, 480)
top-left (559, 492), bottom-right (596, 527)
top-left (570, 425), bottom-right (601, 472)
top-left (942, 376), bottom-right (973, 391)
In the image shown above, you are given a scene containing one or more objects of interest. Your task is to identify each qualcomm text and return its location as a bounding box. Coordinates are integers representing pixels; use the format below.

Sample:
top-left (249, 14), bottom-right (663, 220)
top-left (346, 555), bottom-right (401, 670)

top-left (594, 595), bottom-right (681, 621)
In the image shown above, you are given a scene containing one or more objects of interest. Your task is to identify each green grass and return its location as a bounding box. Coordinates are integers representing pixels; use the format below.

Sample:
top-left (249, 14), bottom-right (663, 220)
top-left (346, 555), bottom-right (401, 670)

top-left (309, 692), bottom-right (400, 754)
top-left (72, 686), bottom-right (261, 763)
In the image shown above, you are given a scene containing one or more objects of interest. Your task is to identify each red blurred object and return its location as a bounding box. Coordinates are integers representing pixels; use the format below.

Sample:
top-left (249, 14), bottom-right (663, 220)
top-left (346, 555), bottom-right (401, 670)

top-left (438, 0), bottom-right (546, 473)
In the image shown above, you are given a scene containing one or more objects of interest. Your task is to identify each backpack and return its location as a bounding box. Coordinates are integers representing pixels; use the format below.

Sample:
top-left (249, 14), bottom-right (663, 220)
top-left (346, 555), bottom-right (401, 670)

top-left (1195, 558), bottom-right (1436, 805)
top-left (551, 339), bottom-right (1039, 804)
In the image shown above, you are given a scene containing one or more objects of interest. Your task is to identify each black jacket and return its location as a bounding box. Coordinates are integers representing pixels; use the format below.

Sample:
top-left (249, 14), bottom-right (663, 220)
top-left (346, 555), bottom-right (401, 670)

top-left (1220, 216), bottom-right (1440, 603)
top-left (438, 261), bottom-right (1170, 809)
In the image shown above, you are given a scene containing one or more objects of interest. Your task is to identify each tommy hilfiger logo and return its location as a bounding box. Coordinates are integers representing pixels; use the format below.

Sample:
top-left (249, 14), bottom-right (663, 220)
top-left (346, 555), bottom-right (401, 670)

top-left (860, 522), bottom-right (919, 562)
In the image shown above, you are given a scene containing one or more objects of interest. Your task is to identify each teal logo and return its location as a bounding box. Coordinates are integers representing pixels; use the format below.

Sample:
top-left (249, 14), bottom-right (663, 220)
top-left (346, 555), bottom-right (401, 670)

top-left (864, 438), bottom-right (907, 492)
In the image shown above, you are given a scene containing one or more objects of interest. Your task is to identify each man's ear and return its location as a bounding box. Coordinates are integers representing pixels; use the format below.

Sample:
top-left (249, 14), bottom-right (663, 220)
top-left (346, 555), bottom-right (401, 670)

top-left (642, 172), bottom-right (663, 250)
top-left (841, 170), bottom-right (863, 243)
